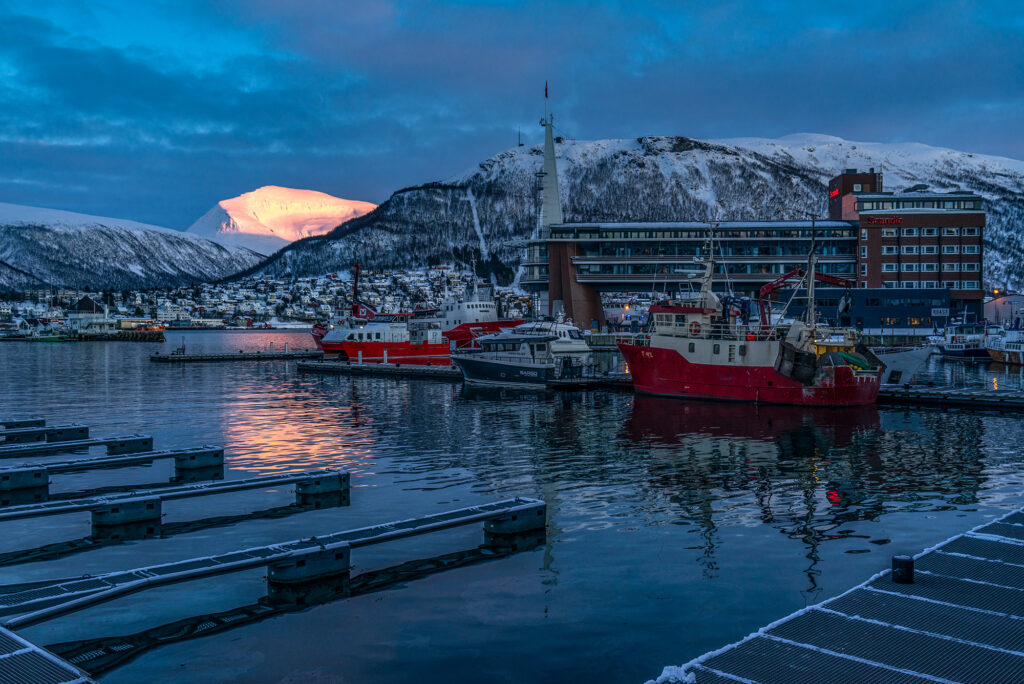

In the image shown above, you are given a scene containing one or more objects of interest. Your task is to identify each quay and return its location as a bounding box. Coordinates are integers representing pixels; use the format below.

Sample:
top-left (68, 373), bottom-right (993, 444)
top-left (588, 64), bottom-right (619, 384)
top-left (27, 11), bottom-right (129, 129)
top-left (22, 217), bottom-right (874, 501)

top-left (0, 497), bottom-right (546, 626)
top-left (878, 386), bottom-right (1024, 411)
top-left (151, 349), bottom-right (323, 363)
top-left (667, 506), bottom-right (1024, 683)
top-left (297, 359), bottom-right (463, 380)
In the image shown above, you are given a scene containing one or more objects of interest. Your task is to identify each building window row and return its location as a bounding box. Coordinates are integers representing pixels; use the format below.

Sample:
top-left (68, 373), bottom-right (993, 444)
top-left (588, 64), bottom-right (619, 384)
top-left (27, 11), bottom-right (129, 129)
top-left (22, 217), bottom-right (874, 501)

top-left (880, 281), bottom-right (979, 289)
top-left (870, 227), bottom-right (979, 239)
top-left (879, 262), bottom-right (978, 273)
top-left (859, 200), bottom-right (981, 211)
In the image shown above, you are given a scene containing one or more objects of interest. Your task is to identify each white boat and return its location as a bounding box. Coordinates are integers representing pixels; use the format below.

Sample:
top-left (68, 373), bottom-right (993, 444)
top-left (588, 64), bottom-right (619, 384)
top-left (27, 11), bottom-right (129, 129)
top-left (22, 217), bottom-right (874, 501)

top-left (508, 320), bottom-right (591, 361)
top-left (870, 345), bottom-right (934, 385)
top-left (986, 327), bottom-right (1024, 364)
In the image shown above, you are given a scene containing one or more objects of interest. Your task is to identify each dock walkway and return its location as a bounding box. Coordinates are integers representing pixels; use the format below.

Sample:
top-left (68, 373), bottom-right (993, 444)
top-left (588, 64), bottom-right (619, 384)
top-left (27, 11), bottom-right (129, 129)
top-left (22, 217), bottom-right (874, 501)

top-left (151, 350), bottom-right (322, 363)
top-left (297, 360), bottom-right (463, 379)
top-left (0, 497), bottom-right (544, 626)
top-left (669, 507), bottom-right (1024, 683)
top-left (879, 386), bottom-right (1024, 411)
top-left (0, 624), bottom-right (94, 683)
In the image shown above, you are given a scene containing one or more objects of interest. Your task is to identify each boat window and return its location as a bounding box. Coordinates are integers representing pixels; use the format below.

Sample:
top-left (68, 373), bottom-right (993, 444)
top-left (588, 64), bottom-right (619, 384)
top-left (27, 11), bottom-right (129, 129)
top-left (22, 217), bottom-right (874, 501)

top-left (688, 342), bottom-right (695, 353)
top-left (535, 343), bottom-right (547, 351)
top-left (376, 332), bottom-right (381, 340)
top-left (569, 330), bottom-right (583, 339)
top-left (713, 344), bottom-right (720, 355)
top-left (739, 344), bottom-right (747, 356)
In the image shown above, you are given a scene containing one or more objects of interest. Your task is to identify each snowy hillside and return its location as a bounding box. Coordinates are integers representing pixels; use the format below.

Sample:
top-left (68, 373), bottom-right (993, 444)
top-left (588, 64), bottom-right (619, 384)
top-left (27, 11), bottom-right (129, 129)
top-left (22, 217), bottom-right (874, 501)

top-left (248, 133), bottom-right (1024, 288)
top-left (0, 202), bottom-right (263, 292)
top-left (186, 186), bottom-right (376, 255)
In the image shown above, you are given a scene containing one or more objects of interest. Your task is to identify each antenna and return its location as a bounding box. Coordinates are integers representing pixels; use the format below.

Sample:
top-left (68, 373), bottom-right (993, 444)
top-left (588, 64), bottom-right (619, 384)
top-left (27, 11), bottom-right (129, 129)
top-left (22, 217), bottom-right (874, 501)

top-left (518, 126), bottom-right (523, 147)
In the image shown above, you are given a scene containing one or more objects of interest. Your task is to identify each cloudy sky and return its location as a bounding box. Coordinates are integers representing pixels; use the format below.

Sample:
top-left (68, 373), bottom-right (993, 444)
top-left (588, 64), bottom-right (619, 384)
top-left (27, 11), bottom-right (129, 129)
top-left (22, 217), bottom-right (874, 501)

top-left (1, 0), bottom-right (1021, 229)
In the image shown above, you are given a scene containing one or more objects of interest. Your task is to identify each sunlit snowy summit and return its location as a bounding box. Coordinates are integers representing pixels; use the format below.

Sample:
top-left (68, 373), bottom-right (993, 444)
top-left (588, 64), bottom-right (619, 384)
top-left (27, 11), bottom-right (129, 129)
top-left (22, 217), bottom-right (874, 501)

top-left (186, 186), bottom-right (377, 255)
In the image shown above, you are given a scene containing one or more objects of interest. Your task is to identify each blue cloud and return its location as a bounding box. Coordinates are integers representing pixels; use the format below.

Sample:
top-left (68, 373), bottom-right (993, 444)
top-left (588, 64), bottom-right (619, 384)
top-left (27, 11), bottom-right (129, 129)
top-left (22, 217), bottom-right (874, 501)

top-left (0, 0), bottom-right (1021, 229)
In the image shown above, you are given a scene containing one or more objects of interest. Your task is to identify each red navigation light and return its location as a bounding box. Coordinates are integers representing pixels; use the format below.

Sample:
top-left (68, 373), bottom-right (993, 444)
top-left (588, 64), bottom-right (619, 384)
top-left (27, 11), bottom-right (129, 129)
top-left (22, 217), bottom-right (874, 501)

top-left (829, 187), bottom-right (840, 198)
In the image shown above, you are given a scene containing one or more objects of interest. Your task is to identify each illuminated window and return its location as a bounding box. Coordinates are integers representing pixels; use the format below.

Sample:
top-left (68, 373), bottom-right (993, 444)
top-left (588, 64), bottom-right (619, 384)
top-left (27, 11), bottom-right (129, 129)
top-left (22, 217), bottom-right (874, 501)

top-left (882, 228), bottom-right (897, 237)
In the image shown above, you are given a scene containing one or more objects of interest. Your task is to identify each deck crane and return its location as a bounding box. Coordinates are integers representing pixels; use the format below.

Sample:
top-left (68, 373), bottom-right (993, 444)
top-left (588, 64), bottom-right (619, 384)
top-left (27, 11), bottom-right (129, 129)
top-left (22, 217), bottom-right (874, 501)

top-left (758, 269), bottom-right (854, 328)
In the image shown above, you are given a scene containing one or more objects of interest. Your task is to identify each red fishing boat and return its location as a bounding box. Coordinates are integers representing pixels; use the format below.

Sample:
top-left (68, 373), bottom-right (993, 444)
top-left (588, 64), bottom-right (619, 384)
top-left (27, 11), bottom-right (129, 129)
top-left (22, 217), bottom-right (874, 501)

top-left (617, 228), bottom-right (882, 406)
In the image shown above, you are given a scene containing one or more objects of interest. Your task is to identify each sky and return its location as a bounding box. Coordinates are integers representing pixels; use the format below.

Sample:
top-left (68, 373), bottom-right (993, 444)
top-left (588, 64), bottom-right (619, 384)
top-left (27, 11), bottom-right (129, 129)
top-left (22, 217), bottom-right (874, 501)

top-left (0, 0), bottom-right (1021, 230)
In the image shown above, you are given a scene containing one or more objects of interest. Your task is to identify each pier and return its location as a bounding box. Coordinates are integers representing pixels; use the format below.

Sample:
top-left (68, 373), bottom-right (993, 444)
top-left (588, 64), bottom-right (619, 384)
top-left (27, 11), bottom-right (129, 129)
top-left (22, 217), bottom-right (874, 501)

top-left (0, 624), bottom-right (94, 683)
top-left (150, 349), bottom-right (323, 363)
top-left (0, 497), bottom-right (546, 627)
top-left (297, 359), bottom-right (463, 379)
top-left (0, 469), bottom-right (348, 524)
top-left (669, 506), bottom-right (1024, 683)
top-left (0, 435), bottom-right (152, 459)
top-left (0, 424), bottom-right (89, 445)
top-left (879, 386), bottom-right (1024, 411)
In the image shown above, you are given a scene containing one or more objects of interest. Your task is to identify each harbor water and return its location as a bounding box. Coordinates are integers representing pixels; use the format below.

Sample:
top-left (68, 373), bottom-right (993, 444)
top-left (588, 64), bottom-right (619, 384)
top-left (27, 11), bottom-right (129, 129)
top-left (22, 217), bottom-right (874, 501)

top-left (1, 331), bottom-right (1024, 683)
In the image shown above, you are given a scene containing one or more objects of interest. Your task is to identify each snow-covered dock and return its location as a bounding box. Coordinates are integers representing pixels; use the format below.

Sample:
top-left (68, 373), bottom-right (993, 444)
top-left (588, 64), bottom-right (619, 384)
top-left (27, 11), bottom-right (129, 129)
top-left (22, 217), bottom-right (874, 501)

top-left (660, 507), bottom-right (1024, 683)
top-left (0, 434), bottom-right (152, 459)
top-left (150, 349), bottom-right (322, 362)
top-left (0, 423), bottom-right (89, 445)
top-left (879, 386), bottom-right (1024, 411)
top-left (0, 469), bottom-right (346, 523)
top-left (296, 359), bottom-right (464, 379)
top-left (0, 497), bottom-right (545, 628)
top-left (0, 624), bottom-right (94, 683)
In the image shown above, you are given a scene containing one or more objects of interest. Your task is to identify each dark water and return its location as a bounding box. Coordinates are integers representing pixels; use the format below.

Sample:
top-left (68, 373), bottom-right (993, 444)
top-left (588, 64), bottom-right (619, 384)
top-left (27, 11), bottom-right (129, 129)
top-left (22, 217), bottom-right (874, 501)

top-left (1, 332), bottom-right (1023, 683)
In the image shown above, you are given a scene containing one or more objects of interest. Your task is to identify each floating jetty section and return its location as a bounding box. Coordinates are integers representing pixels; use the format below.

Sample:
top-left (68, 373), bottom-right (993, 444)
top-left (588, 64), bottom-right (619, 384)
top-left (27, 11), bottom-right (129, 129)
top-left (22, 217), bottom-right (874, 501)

top-left (0, 497), bottom-right (545, 627)
top-left (151, 349), bottom-right (322, 363)
top-left (297, 359), bottom-right (463, 380)
top-left (0, 624), bottom-right (94, 683)
top-left (0, 434), bottom-right (152, 459)
top-left (670, 506), bottom-right (1024, 683)
top-left (879, 386), bottom-right (1024, 411)
top-left (0, 423), bottom-right (89, 445)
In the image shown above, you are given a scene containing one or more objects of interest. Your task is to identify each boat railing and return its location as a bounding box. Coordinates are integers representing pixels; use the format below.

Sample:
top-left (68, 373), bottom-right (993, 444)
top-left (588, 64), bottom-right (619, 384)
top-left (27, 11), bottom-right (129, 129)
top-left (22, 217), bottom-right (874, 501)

top-left (654, 323), bottom-right (783, 342)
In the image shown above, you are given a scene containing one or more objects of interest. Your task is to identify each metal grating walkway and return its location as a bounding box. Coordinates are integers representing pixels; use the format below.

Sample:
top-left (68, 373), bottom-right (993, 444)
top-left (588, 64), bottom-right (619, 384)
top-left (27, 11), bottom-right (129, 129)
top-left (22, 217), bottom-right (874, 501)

top-left (0, 625), bottom-right (93, 683)
top-left (673, 508), bottom-right (1024, 683)
top-left (0, 497), bottom-right (543, 627)
top-left (0, 469), bottom-right (345, 522)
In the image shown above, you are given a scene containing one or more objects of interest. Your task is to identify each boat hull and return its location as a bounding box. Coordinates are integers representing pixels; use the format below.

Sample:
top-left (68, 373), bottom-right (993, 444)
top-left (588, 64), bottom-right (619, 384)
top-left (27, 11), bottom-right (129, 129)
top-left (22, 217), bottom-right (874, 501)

top-left (618, 343), bottom-right (880, 406)
top-left (443, 320), bottom-right (525, 348)
top-left (324, 341), bottom-right (451, 365)
top-left (939, 346), bottom-right (990, 359)
top-left (987, 348), bottom-right (1024, 365)
top-left (452, 356), bottom-right (552, 387)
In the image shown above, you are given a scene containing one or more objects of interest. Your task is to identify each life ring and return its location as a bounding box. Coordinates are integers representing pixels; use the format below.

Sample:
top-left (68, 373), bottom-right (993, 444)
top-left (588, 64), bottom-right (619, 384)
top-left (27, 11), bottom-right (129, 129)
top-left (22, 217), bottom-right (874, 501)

top-left (689, 321), bottom-right (701, 336)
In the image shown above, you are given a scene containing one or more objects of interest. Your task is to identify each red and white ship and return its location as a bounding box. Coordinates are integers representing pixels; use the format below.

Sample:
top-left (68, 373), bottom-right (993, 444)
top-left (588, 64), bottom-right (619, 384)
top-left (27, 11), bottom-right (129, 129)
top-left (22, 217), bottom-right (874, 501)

top-left (617, 230), bottom-right (882, 406)
top-left (422, 277), bottom-right (525, 348)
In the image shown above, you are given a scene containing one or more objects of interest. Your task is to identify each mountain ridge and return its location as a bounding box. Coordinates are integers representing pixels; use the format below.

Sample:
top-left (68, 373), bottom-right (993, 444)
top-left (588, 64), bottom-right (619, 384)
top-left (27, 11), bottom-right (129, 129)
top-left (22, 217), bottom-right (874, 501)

top-left (245, 133), bottom-right (1024, 288)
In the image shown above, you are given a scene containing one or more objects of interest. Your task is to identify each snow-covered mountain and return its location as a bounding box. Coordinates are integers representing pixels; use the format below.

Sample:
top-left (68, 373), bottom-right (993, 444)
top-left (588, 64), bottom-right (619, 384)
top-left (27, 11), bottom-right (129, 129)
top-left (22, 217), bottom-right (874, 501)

top-left (0, 202), bottom-right (263, 292)
top-left (186, 186), bottom-right (377, 255)
top-left (247, 133), bottom-right (1024, 288)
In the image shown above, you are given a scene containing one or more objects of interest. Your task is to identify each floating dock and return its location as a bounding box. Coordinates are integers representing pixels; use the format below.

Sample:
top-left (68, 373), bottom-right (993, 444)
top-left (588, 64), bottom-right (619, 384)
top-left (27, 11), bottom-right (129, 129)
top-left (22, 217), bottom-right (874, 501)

top-left (879, 386), bottom-right (1024, 411)
top-left (0, 624), bottom-right (94, 683)
top-left (297, 359), bottom-right (463, 379)
top-left (0, 469), bottom-right (348, 523)
top-left (151, 349), bottom-right (323, 363)
top-left (0, 497), bottom-right (545, 626)
top-left (0, 435), bottom-right (152, 459)
top-left (0, 424), bottom-right (89, 445)
top-left (671, 506), bottom-right (1024, 683)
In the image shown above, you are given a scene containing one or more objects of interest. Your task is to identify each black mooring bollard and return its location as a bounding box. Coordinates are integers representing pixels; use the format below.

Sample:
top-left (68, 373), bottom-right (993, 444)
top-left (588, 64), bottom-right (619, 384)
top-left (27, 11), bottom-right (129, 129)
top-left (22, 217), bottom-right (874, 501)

top-left (892, 555), bottom-right (915, 584)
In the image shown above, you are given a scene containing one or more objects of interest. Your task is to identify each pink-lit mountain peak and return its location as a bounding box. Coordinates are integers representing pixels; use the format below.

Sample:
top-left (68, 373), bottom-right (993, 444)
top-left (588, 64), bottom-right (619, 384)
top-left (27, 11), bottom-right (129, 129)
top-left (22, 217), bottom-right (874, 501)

top-left (187, 186), bottom-right (376, 255)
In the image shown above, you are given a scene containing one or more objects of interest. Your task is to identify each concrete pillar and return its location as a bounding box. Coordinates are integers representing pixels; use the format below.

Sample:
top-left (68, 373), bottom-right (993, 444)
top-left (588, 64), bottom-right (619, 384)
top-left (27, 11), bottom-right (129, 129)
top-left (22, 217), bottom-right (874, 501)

top-left (0, 487), bottom-right (49, 507)
top-left (268, 545), bottom-right (350, 586)
top-left (483, 502), bottom-right (547, 536)
top-left (173, 448), bottom-right (225, 471)
top-left (1, 418), bottom-right (44, 429)
top-left (46, 426), bottom-right (89, 442)
top-left (296, 472), bottom-right (351, 508)
top-left (106, 436), bottom-right (153, 455)
top-left (0, 467), bottom-right (49, 492)
top-left (91, 497), bottom-right (162, 540)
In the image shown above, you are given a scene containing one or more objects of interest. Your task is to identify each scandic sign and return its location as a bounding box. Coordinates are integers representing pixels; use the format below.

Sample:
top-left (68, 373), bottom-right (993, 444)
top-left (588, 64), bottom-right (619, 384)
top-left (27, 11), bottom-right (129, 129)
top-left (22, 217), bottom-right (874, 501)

top-left (867, 216), bottom-right (903, 225)
top-left (829, 187), bottom-right (840, 198)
